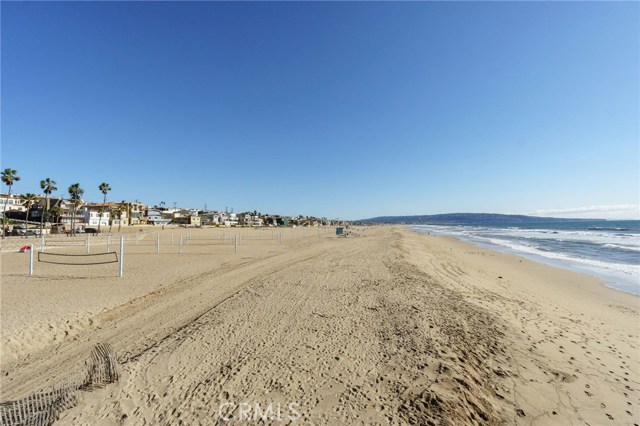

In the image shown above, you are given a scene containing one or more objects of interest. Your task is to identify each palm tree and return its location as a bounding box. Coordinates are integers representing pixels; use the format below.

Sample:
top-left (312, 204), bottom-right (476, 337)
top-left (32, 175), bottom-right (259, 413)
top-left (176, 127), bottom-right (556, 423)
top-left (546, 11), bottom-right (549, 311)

top-left (108, 206), bottom-right (116, 233)
top-left (22, 193), bottom-right (38, 235)
top-left (39, 178), bottom-right (57, 236)
top-left (49, 205), bottom-right (63, 224)
top-left (98, 182), bottom-right (111, 233)
top-left (68, 183), bottom-right (84, 236)
top-left (1, 168), bottom-right (20, 238)
top-left (113, 206), bottom-right (125, 232)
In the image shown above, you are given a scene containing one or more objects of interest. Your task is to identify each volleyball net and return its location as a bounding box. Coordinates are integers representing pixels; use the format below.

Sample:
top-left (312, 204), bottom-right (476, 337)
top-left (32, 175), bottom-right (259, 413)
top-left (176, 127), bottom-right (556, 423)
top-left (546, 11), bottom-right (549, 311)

top-left (37, 251), bottom-right (119, 266)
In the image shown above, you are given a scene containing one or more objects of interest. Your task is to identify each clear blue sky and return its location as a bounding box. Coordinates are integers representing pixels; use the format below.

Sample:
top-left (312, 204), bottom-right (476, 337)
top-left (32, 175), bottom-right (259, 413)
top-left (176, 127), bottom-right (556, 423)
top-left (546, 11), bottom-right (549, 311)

top-left (2, 2), bottom-right (638, 219)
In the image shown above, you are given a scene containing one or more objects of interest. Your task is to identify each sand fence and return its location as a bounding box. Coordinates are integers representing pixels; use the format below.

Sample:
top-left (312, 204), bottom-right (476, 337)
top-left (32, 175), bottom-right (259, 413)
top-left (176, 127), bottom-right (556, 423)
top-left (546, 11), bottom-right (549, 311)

top-left (0, 343), bottom-right (119, 426)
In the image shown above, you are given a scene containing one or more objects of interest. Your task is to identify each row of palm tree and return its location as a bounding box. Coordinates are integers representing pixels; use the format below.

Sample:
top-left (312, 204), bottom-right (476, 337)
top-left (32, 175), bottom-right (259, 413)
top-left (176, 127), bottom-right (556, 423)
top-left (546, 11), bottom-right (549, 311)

top-left (2, 168), bottom-right (118, 237)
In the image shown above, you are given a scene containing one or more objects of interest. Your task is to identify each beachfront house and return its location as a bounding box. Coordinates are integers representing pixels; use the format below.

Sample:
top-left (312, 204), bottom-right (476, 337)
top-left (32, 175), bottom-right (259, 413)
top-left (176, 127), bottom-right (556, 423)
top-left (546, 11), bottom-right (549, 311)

top-left (172, 215), bottom-right (201, 226)
top-left (223, 213), bottom-right (238, 227)
top-left (172, 209), bottom-right (201, 226)
top-left (238, 212), bottom-right (264, 227)
top-left (200, 211), bottom-right (224, 225)
top-left (0, 193), bottom-right (27, 215)
top-left (238, 213), bottom-right (251, 226)
top-left (263, 215), bottom-right (288, 226)
top-left (105, 202), bottom-right (129, 229)
top-left (122, 201), bottom-right (145, 226)
top-left (23, 196), bottom-right (65, 225)
top-left (81, 204), bottom-right (110, 227)
top-left (146, 209), bottom-right (172, 226)
top-left (59, 200), bottom-right (86, 231)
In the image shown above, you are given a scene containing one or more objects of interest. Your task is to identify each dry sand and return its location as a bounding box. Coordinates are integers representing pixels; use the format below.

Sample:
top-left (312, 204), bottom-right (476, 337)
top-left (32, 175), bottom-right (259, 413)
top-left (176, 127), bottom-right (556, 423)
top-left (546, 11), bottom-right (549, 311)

top-left (1, 226), bottom-right (638, 425)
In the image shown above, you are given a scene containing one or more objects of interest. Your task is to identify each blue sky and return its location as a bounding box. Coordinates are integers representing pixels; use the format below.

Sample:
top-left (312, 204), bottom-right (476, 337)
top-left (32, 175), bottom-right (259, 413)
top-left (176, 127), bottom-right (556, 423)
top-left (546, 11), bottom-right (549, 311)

top-left (2, 2), bottom-right (638, 219)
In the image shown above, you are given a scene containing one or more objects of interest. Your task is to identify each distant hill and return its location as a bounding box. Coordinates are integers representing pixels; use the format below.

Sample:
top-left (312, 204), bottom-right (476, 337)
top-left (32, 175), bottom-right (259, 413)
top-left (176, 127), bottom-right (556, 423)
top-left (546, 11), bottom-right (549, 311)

top-left (357, 213), bottom-right (594, 224)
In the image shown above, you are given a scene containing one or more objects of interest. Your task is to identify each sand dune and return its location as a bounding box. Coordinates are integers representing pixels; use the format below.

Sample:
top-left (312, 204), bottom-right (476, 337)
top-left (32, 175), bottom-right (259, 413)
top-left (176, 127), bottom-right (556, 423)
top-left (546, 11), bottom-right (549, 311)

top-left (1, 226), bottom-right (638, 425)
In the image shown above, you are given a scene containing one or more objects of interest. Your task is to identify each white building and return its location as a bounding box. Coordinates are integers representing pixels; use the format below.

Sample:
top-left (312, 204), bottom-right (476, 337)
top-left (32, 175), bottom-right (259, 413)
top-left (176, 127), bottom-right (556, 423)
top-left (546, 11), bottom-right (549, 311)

top-left (0, 193), bottom-right (27, 214)
top-left (147, 209), bottom-right (172, 226)
top-left (224, 213), bottom-right (238, 227)
top-left (81, 205), bottom-right (110, 227)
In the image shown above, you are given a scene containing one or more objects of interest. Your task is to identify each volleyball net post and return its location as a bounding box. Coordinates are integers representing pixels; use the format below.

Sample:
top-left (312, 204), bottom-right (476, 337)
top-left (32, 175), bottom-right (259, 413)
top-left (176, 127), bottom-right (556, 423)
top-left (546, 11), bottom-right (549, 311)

top-left (29, 244), bottom-right (34, 276)
top-left (119, 236), bottom-right (124, 277)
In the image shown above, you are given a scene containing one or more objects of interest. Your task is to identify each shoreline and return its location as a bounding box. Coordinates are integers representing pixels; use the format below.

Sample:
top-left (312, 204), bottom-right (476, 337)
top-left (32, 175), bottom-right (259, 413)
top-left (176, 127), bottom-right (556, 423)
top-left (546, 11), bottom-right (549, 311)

top-left (409, 224), bottom-right (640, 297)
top-left (406, 229), bottom-right (638, 308)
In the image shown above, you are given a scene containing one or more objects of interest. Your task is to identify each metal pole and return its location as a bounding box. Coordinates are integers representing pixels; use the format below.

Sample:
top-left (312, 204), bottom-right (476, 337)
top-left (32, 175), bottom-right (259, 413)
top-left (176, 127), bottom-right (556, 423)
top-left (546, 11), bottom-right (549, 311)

top-left (87, 234), bottom-right (90, 254)
top-left (171, 232), bottom-right (174, 245)
top-left (29, 244), bottom-right (34, 276)
top-left (41, 234), bottom-right (45, 252)
top-left (107, 235), bottom-right (111, 253)
top-left (234, 234), bottom-right (238, 254)
top-left (118, 236), bottom-right (124, 277)
top-left (157, 233), bottom-right (160, 254)
top-left (179, 234), bottom-right (183, 254)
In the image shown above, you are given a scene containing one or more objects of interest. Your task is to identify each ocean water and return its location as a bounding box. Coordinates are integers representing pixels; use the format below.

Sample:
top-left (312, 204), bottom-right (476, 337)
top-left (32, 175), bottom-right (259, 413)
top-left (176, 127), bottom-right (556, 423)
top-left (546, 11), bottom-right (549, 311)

top-left (411, 220), bottom-right (640, 295)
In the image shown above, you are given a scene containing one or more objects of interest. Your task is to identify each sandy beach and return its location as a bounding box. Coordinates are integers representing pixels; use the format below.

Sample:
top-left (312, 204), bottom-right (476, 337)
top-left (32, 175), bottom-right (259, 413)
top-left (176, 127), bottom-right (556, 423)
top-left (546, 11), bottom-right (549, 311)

top-left (1, 226), bottom-right (638, 425)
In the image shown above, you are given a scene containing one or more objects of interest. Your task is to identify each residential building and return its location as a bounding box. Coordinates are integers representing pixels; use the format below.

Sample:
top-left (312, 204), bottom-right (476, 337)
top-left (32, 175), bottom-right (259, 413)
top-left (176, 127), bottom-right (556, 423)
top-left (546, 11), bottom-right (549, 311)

top-left (224, 212), bottom-right (238, 227)
top-left (172, 209), bottom-right (201, 226)
top-left (146, 209), bottom-right (172, 226)
top-left (238, 213), bottom-right (251, 226)
top-left (239, 213), bottom-right (263, 227)
top-left (81, 204), bottom-right (110, 227)
top-left (105, 203), bottom-right (128, 229)
top-left (200, 211), bottom-right (225, 225)
top-left (0, 193), bottom-right (27, 214)
top-left (122, 201), bottom-right (145, 226)
top-left (26, 196), bottom-right (65, 224)
top-left (172, 215), bottom-right (201, 226)
top-left (59, 200), bottom-right (85, 230)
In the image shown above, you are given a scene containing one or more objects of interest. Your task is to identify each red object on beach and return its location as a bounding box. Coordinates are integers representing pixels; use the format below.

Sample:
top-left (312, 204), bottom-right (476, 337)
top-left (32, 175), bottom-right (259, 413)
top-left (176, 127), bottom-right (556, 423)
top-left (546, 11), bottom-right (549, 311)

top-left (19, 245), bottom-right (31, 253)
